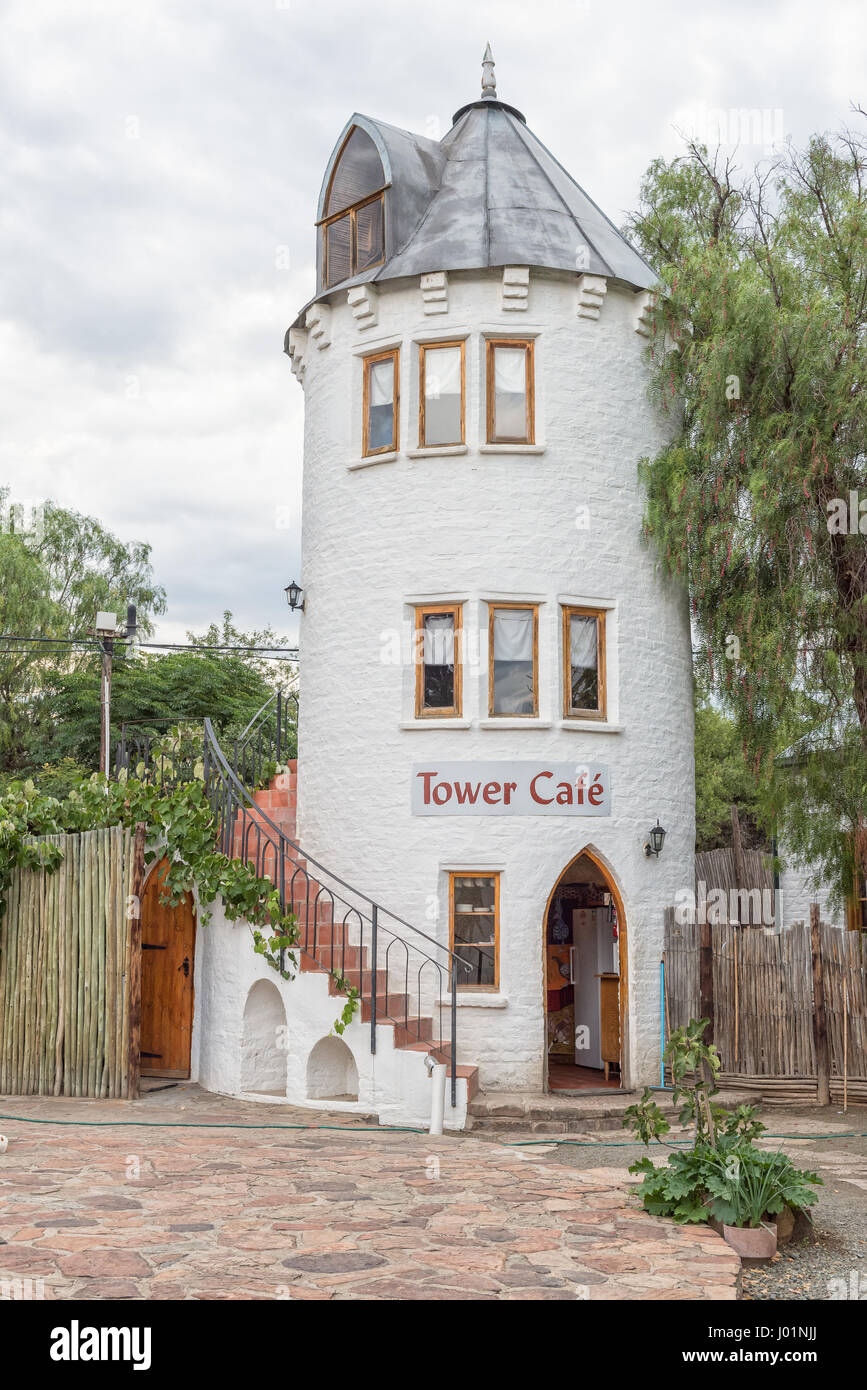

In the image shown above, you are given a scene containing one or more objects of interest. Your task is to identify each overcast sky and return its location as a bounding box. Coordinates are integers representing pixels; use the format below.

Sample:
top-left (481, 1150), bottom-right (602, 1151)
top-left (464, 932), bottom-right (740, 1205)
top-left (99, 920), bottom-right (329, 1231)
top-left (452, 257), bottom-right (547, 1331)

top-left (1, 0), bottom-right (865, 645)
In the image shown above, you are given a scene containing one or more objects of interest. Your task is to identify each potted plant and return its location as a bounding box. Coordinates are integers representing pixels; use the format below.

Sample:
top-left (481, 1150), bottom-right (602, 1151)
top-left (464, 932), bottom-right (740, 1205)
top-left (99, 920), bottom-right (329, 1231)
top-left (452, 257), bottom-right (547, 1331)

top-left (623, 1020), bottom-right (821, 1261)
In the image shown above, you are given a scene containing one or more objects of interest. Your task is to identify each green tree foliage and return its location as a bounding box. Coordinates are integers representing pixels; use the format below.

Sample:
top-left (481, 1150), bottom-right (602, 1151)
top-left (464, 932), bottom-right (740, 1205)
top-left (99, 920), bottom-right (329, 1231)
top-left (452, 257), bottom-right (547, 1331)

top-left (627, 126), bottom-right (867, 903)
top-left (0, 495), bottom-right (167, 774)
top-left (694, 699), bottom-right (765, 851)
top-left (187, 610), bottom-right (297, 687)
top-left (36, 650), bottom-right (279, 768)
top-left (29, 499), bottom-right (166, 641)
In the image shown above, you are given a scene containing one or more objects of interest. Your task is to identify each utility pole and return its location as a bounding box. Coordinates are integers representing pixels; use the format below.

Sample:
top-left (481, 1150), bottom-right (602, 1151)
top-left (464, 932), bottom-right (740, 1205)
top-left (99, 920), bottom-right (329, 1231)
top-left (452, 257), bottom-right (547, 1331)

top-left (93, 605), bottom-right (137, 778)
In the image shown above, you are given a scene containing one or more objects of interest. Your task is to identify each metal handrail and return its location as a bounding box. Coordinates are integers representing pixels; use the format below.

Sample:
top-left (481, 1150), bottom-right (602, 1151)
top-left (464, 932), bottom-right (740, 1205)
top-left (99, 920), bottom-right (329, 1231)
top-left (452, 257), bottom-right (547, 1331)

top-left (237, 690), bottom-right (278, 744)
top-left (233, 689), bottom-right (298, 791)
top-left (202, 718), bottom-right (464, 1106)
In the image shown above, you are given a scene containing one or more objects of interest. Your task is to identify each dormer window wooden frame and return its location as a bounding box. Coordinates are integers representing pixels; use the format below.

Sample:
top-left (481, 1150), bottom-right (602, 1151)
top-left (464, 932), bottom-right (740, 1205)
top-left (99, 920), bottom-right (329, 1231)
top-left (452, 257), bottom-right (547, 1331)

top-left (318, 126), bottom-right (387, 289)
top-left (320, 191), bottom-right (386, 289)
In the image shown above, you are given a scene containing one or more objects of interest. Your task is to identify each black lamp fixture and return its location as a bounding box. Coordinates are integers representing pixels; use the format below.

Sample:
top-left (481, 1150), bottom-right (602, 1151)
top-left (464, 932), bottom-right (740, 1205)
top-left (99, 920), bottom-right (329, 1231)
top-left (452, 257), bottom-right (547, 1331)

top-left (284, 580), bottom-right (305, 613)
top-left (644, 819), bottom-right (667, 858)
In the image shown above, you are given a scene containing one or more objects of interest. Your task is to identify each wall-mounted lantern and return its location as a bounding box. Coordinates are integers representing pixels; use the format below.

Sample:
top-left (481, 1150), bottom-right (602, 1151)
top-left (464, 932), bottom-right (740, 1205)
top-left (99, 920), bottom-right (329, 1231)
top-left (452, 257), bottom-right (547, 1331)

top-left (644, 820), bottom-right (667, 858)
top-left (284, 580), bottom-right (305, 613)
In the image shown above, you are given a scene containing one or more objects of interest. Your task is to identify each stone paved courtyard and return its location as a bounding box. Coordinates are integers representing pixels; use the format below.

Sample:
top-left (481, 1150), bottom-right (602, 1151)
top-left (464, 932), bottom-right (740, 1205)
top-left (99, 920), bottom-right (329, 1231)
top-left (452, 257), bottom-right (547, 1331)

top-left (0, 1085), bottom-right (739, 1301)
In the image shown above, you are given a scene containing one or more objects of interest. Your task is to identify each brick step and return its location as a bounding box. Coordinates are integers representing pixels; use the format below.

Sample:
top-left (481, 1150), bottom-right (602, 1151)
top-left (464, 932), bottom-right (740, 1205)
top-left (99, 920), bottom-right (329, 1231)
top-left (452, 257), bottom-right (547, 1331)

top-left (308, 943), bottom-right (367, 972)
top-left (360, 994), bottom-right (409, 1022)
top-left (465, 1087), bottom-right (755, 1134)
top-left (330, 967), bottom-right (389, 996)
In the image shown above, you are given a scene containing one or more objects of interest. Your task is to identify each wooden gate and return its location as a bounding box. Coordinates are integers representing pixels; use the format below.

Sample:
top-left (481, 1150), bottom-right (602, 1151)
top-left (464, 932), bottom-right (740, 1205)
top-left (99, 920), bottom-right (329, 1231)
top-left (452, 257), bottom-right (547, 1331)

top-left (140, 859), bottom-right (196, 1078)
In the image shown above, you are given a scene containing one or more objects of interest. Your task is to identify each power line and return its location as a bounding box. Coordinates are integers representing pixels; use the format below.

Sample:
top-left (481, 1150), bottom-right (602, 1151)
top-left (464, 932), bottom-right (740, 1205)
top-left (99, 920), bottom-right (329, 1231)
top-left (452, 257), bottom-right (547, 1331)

top-left (0, 634), bottom-right (299, 657)
top-left (0, 649), bottom-right (298, 660)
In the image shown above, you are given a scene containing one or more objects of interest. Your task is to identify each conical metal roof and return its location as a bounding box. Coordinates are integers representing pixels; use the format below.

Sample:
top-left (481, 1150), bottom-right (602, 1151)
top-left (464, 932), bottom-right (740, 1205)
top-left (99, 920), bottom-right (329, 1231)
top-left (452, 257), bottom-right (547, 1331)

top-left (375, 101), bottom-right (655, 288)
top-left (292, 53), bottom-right (655, 331)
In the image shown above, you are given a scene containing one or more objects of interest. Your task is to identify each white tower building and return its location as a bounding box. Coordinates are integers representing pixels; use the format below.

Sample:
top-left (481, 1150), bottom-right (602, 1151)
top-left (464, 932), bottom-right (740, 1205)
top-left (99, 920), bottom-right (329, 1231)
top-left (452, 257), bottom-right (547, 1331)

top-left (285, 51), bottom-right (694, 1099)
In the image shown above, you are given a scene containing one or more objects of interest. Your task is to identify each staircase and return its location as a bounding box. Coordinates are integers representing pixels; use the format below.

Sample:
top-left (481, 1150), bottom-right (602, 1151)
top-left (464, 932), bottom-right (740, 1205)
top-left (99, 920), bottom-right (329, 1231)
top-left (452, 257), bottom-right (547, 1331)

top-left (223, 755), bottom-right (479, 1113)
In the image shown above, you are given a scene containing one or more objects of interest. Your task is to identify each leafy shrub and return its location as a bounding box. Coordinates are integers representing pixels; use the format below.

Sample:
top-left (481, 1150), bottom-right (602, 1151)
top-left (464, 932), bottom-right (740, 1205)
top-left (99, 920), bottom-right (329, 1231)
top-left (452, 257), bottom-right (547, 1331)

top-left (623, 1019), bottom-right (822, 1226)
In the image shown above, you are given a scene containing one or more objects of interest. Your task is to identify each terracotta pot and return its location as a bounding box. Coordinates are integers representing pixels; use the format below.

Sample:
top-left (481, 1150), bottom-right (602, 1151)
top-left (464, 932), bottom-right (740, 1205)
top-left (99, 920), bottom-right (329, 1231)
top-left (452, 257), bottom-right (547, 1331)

top-left (720, 1221), bottom-right (777, 1261)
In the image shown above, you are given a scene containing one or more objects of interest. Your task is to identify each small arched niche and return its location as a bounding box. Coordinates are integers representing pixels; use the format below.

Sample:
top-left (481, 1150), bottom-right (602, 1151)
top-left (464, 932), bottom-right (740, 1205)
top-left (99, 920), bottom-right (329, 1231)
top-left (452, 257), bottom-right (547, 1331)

top-left (306, 1036), bottom-right (359, 1101)
top-left (240, 979), bottom-right (287, 1096)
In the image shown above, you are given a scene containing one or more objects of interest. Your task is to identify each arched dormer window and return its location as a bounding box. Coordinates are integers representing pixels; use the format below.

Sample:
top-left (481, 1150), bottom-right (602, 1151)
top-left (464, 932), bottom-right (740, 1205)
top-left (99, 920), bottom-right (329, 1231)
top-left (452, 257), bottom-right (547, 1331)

top-left (319, 126), bottom-right (386, 289)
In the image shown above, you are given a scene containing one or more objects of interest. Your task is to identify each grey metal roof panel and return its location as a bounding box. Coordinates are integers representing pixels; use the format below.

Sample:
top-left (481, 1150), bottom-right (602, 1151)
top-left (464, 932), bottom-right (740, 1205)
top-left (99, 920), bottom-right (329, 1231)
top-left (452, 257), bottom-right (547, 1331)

top-left (509, 118), bottom-right (656, 288)
top-left (293, 97), bottom-right (655, 329)
top-left (377, 104), bottom-right (653, 287)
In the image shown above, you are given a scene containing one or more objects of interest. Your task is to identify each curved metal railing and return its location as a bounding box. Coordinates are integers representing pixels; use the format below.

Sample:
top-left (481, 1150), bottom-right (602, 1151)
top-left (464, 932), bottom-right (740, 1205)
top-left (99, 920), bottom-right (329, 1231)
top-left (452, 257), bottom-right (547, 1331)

top-left (202, 717), bottom-right (466, 1106)
top-left (232, 688), bottom-right (298, 790)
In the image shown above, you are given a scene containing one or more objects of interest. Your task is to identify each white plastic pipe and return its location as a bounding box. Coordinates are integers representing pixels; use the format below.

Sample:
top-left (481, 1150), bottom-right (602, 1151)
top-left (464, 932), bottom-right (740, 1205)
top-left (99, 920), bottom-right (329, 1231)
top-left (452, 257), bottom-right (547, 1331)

top-left (425, 1057), bottom-right (447, 1135)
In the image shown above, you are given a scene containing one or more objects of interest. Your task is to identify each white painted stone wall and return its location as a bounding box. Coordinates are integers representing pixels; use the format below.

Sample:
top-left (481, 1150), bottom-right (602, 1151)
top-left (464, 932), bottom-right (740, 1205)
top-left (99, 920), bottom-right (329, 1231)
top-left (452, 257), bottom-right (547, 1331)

top-left (190, 898), bottom-right (469, 1128)
top-left (291, 267), bottom-right (695, 1093)
top-left (778, 861), bottom-right (844, 930)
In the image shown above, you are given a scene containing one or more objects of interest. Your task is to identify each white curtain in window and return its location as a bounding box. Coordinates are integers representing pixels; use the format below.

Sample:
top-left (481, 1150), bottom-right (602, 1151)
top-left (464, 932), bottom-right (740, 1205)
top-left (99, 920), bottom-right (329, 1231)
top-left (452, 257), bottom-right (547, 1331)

top-left (570, 614), bottom-right (598, 671)
top-left (423, 612), bottom-right (454, 664)
top-left (494, 346), bottom-right (526, 394)
top-left (369, 360), bottom-right (394, 406)
top-left (493, 609), bottom-right (533, 660)
top-left (425, 346), bottom-right (461, 400)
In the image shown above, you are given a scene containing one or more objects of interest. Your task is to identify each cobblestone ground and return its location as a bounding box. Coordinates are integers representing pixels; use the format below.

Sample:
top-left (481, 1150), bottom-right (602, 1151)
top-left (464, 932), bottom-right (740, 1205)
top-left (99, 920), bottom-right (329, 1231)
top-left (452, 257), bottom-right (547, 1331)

top-left (0, 1086), bottom-right (740, 1301)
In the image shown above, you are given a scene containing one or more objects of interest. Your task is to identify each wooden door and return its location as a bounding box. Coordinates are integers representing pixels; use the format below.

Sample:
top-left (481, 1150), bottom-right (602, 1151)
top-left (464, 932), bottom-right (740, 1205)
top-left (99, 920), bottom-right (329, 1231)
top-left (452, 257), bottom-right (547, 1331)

top-left (140, 859), bottom-right (196, 1077)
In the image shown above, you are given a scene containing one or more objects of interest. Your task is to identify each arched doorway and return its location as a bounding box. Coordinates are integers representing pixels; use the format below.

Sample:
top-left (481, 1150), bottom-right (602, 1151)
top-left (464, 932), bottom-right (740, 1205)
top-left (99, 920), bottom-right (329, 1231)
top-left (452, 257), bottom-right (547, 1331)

top-left (543, 850), bottom-right (627, 1092)
top-left (140, 858), bottom-right (196, 1078)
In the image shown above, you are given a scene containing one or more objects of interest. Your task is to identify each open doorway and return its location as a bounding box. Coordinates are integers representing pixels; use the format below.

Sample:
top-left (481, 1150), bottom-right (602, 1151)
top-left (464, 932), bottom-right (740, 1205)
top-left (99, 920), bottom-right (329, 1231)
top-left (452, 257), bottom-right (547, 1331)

top-left (544, 850), bottom-right (624, 1092)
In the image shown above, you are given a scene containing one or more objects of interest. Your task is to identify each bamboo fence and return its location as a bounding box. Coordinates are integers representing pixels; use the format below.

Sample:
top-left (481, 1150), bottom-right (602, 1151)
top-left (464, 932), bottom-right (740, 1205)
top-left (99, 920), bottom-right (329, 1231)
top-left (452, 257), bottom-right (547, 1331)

top-left (694, 846), bottom-right (775, 924)
top-left (0, 825), bottom-right (138, 1097)
top-left (663, 914), bottom-right (867, 1102)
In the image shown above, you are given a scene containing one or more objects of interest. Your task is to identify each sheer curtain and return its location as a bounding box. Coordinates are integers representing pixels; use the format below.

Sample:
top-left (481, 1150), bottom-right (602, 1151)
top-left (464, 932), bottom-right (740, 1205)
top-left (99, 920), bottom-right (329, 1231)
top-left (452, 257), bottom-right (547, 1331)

top-left (492, 608), bottom-right (534, 714)
top-left (493, 608), bottom-right (532, 660)
top-left (367, 358), bottom-right (395, 450)
top-left (422, 612), bottom-right (455, 666)
top-left (493, 346), bottom-right (527, 440)
top-left (569, 613), bottom-right (599, 711)
top-left (424, 345), bottom-right (462, 446)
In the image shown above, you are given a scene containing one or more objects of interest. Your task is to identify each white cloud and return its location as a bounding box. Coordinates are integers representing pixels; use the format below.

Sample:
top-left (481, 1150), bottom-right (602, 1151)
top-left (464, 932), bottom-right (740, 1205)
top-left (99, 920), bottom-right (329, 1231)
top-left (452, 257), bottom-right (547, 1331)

top-left (0, 0), bottom-right (864, 645)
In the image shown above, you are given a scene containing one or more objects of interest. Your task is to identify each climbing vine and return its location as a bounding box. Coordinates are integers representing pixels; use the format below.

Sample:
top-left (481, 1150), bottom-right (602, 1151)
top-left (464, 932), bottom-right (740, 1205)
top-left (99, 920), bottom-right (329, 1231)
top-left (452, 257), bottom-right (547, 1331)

top-left (0, 770), bottom-right (359, 1032)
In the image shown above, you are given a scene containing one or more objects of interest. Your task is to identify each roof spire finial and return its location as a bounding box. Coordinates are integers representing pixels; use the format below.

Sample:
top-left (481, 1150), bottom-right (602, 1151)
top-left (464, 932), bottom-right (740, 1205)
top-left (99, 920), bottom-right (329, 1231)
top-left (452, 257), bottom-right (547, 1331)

top-left (481, 42), bottom-right (497, 100)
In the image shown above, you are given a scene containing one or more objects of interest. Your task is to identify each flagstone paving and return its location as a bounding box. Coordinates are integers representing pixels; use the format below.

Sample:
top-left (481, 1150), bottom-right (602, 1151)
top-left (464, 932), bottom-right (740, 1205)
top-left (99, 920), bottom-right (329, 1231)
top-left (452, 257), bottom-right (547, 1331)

top-left (0, 1088), bottom-right (740, 1301)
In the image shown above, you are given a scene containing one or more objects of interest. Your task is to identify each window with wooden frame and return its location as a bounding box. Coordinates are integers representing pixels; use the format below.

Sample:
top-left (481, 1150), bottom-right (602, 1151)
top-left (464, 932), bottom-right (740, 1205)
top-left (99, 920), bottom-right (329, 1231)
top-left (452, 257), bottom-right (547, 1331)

top-left (485, 338), bottom-right (535, 444)
top-left (562, 606), bottom-right (607, 720)
top-left (319, 126), bottom-right (386, 289)
top-left (488, 603), bottom-right (539, 717)
top-left (847, 870), bottom-right (867, 932)
top-left (419, 340), bottom-right (465, 447)
top-left (362, 348), bottom-right (399, 456)
top-left (449, 872), bottom-right (499, 990)
top-left (414, 603), bottom-right (462, 718)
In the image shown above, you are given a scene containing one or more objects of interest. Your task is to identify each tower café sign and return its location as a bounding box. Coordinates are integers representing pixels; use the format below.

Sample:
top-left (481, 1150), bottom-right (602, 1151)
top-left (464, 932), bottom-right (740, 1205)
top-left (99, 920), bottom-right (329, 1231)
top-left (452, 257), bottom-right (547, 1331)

top-left (412, 762), bottom-right (611, 817)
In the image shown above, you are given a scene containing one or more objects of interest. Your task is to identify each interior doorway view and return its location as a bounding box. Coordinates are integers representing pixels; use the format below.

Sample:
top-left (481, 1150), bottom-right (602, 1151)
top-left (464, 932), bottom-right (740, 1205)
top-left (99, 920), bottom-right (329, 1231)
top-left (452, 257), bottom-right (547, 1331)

top-left (544, 851), bottom-right (623, 1092)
